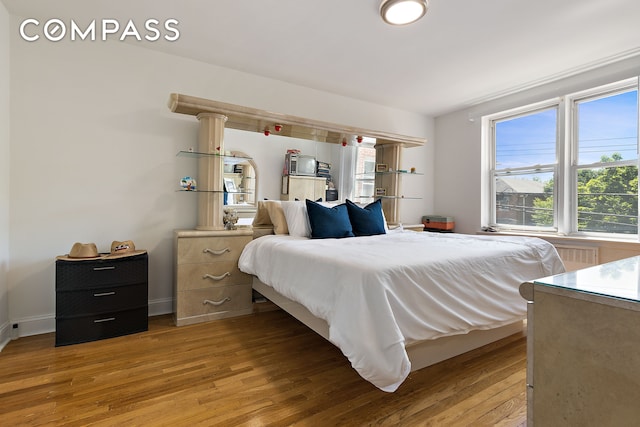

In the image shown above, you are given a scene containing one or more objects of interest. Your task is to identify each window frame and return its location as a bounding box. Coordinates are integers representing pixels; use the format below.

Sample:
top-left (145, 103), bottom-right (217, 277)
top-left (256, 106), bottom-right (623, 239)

top-left (568, 80), bottom-right (639, 238)
top-left (485, 77), bottom-right (639, 239)
top-left (353, 141), bottom-right (376, 204)
top-left (488, 99), bottom-right (562, 233)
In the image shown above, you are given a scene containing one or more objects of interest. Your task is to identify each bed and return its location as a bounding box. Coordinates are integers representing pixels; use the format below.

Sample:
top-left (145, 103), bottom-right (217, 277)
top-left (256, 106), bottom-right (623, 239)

top-left (239, 200), bottom-right (565, 392)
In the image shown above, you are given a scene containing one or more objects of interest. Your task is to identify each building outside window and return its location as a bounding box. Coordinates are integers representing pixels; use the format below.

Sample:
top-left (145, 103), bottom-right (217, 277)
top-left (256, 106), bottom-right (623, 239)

top-left (354, 141), bottom-right (376, 204)
top-left (486, 77), bottom-right (639, 237)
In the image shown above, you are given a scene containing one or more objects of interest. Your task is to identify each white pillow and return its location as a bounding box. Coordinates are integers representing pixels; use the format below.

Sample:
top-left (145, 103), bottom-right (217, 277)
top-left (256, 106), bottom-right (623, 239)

top-left (281, 201), bottom-right (311, 238)
top-left (382, 208), bottom-right (390, 232)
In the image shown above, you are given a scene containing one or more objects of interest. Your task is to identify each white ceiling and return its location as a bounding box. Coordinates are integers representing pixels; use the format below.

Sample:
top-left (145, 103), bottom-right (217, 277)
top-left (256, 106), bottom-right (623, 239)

top-left (4, 0), bottom-right (640, 117)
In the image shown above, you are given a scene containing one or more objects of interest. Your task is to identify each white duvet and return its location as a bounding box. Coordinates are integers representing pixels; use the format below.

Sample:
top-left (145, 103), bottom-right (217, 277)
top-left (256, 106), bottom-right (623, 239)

top-left (238, 231), bottom-right (565, 392)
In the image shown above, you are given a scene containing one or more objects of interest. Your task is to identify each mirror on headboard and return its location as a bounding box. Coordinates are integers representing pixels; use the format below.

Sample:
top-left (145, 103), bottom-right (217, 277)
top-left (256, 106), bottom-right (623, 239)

top-left (223, 151), bottom-right (258, 212)
top-left (169, 94), bottom-right (427, 227)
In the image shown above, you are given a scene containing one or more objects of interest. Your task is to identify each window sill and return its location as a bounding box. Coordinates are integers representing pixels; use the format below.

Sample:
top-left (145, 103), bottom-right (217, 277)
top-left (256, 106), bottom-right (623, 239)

top-left (476, 230), bottom-right (640, 248)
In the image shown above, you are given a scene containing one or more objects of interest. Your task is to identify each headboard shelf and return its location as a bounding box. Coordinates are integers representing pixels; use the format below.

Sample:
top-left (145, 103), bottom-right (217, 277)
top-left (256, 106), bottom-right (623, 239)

top-left (168, 93), bottom-right (426, 147)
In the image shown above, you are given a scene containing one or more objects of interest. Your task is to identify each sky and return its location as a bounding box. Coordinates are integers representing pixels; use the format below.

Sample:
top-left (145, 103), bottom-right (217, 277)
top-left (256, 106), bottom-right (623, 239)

top-left (496, 89), bottom-right (638, 170)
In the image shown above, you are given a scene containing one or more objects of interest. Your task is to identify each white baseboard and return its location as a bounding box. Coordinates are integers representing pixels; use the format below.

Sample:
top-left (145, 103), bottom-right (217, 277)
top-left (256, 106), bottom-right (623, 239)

top-left (5, 298), bottom-right (175, 341)
top-left (149, 297), bottom-right (173, 317)
top-left (10, 313), bottom-right (54, 339)
top-left (0, 320), bottom-right (11, 352)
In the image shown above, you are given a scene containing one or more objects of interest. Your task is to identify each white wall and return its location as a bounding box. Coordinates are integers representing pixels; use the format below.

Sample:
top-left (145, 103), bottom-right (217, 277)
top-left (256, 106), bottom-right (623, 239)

top-left (0, 2), bottom-right (10, 348)
top-left (433, 110), bottom-right (482, 234)
top-left (435, 55), bottom-right (640, 234)
top-left (8, 14), bottom-right (433, 337)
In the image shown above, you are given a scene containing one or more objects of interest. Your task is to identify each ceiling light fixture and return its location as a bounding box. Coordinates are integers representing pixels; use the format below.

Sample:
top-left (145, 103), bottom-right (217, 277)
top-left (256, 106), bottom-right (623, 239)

top-left (380, 0), bottom-right (428, 26)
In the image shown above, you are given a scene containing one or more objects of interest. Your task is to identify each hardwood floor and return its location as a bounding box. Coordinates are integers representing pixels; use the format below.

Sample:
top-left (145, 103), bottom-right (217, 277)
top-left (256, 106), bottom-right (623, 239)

top-left (0, 310), bottom-right (528, 426)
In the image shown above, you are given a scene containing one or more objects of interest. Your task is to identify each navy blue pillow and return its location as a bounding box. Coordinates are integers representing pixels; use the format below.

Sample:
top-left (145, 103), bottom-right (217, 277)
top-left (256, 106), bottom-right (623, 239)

top-left (305, 199), bottom-right (355, 239)
top-left (346, 199), bottom-right (386, 236)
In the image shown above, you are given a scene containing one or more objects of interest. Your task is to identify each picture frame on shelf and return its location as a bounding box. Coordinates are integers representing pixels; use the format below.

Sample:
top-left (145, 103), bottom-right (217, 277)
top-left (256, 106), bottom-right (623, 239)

top-left (375, 163), bottom-right (388, 173)
top-left (224, 178), bottom-right (237, 192)
top-left (375, 188), bottom-right (387, 197)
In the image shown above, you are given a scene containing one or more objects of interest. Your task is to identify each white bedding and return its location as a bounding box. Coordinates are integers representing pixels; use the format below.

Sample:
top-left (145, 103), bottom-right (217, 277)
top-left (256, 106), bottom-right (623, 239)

top-left (238, 230), bottom-right (565, 392)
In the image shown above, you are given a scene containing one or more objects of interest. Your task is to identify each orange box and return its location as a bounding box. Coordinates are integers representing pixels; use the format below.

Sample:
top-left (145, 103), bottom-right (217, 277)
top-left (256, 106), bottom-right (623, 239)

top-left (422, 215), bottom-right (455, 231)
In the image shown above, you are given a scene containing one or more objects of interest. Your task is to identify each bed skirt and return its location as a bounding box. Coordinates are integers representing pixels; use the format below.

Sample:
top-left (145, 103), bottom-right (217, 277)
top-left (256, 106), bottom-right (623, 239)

top-left (252, 278), bottom-right (525, 373)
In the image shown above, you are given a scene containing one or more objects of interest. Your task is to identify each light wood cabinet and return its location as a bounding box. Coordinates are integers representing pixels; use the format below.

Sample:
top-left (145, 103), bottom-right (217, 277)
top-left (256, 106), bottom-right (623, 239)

top-left (174, 229), bottom-right (253, 326)
top-left (520, 256), bottom-right (640, 425)
top-left (280, 176), bottom-right (326, 201)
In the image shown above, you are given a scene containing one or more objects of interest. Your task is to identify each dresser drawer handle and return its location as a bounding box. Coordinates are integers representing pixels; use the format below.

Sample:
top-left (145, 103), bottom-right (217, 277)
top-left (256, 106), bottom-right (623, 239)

top-left (203, 272), bottom-right (231, 281)
top-left (203, 297), bottom-right (231, 306)
top-left (94, 317), bottom-right (116, 323)
top-left (93, 266), bottom-right (116, 271)
top-left (94, 291), bottom-right (116, 297)
top-left (203, 247), bottom-right (230, 256)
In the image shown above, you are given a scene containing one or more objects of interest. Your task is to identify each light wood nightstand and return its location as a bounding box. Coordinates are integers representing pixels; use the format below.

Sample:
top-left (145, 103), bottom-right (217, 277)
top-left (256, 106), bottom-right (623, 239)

top-left (173, 229), bottom-right (253, 326)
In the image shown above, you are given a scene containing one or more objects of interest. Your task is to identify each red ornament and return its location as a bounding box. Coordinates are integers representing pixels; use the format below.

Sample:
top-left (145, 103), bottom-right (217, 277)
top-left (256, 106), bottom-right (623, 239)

top-left (342, 140), bottom-right (347, 147)
top-left (356, 135), bottom-right (363, 143)
top-left (274, 124), bottom-right (282, 132)
top-left (264, 128), bottom-right (270, 136)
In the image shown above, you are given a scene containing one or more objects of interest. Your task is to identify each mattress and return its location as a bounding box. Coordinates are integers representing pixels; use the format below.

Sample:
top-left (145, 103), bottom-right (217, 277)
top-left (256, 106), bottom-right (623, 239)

top-left (238, 230), bottom-right (565, 391)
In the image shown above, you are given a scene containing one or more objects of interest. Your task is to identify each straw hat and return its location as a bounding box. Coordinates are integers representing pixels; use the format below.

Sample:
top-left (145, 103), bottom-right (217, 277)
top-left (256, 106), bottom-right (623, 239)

top-left (56, 242), bottom-right (102, 261)
top-left (103, 240), bottom-right (147, 259)
top-left (57, 240), bottom-right (146, 261)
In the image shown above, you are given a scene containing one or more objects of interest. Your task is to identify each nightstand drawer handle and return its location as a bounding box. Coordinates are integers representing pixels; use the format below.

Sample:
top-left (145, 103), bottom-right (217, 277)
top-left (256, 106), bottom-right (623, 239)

top-left (94, 317), bottom-right (116, 323)
top-left (93, 266), bottom-right (116, 271)
top-left (203, 272), bottom-right (231, 281)
top-left (94, 291), bottom-right (116, 297)
top-left (203, 297), bottom-right (231, 306)
top-left (203, 247), bottom-right (231, 256)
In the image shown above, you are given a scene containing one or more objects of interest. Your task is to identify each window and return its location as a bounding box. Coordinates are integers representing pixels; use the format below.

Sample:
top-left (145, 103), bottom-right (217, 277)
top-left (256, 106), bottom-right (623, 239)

top-left (493, 106), bottom-right (558, 230)
top-left (354, 142), bottom-right (376, 204)
top-left (574, 89), bottom-right (638, 234)
top-left (487, 77), bottom-right (639, 237)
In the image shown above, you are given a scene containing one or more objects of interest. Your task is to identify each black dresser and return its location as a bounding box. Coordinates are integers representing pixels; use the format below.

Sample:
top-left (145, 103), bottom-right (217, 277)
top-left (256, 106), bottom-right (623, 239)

top-left (55, 252), bottom-right (148, 346)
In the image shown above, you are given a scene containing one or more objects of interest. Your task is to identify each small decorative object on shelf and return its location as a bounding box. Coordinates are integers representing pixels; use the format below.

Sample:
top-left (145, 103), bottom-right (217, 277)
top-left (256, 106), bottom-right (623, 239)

top-left (375, 188), bottom-right (387, 196)
top-left (223, 208), bottom-right (238, 230)
top-left (376, 163), bottom-right (388, 172)
top-left (223, 177), bottom-right (237, 193)
top-left (411, 167), bottom-right (416, 173)
top-left (180, 176), bottom-right (197, 191)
